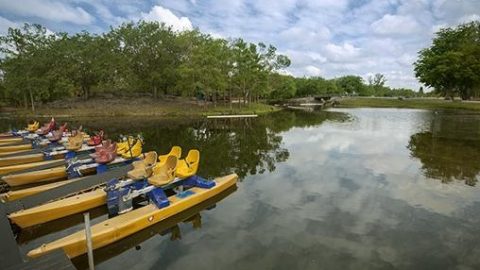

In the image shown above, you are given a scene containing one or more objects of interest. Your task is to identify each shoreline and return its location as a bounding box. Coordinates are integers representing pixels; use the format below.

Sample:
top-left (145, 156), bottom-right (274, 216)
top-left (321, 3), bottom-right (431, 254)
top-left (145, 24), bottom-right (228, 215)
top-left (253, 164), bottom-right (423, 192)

top-left (336, 97), bottom-right (480, 112)
top-left (1, 97), bottom-right (280, 118)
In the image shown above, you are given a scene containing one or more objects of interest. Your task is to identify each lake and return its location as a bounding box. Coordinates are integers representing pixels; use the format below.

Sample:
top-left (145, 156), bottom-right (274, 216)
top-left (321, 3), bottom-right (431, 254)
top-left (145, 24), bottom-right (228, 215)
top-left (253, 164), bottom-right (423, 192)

top-left (3, 108), bottom-right (480, 269)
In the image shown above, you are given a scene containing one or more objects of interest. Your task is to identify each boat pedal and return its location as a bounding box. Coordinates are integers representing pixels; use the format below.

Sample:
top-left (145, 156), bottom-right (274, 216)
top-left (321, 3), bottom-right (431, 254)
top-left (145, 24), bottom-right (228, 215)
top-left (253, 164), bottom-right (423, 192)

top-left (148, 188), bottom-right (170, 209)
top-left (183, 175), bottom-right (216, 189)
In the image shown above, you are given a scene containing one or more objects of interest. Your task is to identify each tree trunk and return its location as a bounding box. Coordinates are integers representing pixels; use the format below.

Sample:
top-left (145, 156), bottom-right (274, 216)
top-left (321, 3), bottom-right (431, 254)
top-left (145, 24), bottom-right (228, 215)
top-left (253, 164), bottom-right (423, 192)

top-left (23, 93), bottom-right (28, 109)
top-left (82, 85), bottom-right (89, 101)
top-left (229, 90), bottom-right (232, 110)
top-left (29, 89), bottom-right (35, 112)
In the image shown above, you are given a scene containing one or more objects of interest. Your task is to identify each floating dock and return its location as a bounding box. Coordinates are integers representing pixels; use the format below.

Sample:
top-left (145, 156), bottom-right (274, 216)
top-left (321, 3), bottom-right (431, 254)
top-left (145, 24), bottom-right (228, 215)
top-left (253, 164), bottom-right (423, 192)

top-left (206, 114), bottom-right (258, 119)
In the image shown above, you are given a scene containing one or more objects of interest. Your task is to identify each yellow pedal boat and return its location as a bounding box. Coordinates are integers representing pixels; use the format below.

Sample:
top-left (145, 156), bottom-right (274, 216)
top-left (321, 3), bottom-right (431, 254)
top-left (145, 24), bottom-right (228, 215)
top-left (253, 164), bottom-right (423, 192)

top-left (0, 137), bottom-right (23, 143)
top-left (7, 148), bottom-right (191, 227)
top-left (28, 173), bottom-right (238, 258)
top-left (0, 153), bottom-right (45, 167)
top-left (0, 160), bottom-right (62, 175)
top-left (2, 166), bottom-right (67, 187)
top-left (0, 143), bottom-right (32, 153)
top-left (9, 188), bottom-right (107, 228)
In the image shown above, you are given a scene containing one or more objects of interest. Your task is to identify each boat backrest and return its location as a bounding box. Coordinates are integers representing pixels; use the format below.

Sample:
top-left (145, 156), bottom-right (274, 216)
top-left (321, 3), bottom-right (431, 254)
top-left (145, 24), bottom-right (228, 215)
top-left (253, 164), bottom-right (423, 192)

top-left (169, 146), bottom-right (182, 158)
top-left (185, 149), bottom-right (200, 173)
top-left (143, 151), bottom-right (158, 166)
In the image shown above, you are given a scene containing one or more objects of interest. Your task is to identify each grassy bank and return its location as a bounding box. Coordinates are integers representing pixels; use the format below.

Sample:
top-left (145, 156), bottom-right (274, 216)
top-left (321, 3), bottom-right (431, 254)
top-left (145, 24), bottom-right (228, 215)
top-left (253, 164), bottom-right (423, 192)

top-left (2, 97), bottom-right (280, 117)
top-left (337, 97), bottom-right (480, 111)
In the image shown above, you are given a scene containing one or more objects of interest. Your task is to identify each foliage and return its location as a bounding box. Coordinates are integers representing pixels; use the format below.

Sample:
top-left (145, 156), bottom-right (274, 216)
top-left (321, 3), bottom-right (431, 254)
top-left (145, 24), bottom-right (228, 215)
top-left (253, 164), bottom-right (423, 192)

top-left (408, 131), bottom-right (480, 186)
top-left (335, 75), bottom-right (366, 95)
top-left (414, 21), bottom-right (480, 100)
top-left (269, 73), bottom-right (296, 99)
top-left (1, 20), bottom-right (443, 106)
top-left (0, 22), bottom-right (290, 109)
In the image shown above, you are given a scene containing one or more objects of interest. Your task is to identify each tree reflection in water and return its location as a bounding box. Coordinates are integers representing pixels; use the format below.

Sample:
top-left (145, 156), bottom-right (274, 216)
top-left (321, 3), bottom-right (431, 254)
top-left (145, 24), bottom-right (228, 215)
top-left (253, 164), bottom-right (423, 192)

top-left (80, 109), bottom-right (349, 180)
top-left (0, 109), bottom-right (349, 180)
top-left (408, 114), bottom-right (480, 187)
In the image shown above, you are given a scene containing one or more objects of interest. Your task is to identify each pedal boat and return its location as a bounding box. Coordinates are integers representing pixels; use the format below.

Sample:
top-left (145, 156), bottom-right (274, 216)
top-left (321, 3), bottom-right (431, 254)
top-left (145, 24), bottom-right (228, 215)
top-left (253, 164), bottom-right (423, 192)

top-left (7, 148), bottom-right (186, 227)
top-left (27, 173), bottom-right (237, 258)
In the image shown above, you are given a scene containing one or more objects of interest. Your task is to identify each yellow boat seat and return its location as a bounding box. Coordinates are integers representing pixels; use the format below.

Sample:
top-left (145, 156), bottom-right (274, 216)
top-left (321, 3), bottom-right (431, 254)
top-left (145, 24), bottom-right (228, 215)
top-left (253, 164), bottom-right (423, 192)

top-left (121, 139), bottom-right (142, 159)
top-left (116, 137), bottom-right (135, 154)
top-left (176, 149), bottom-right (200, 179)
top-left (27, 121), bottom-right (39, 133)
top-left (127, 151), bottom-right (158, 180)
top-left (158, 146), bottom-right (182, 167)
top-left (65, 132), bottom-right (83, 151)
top-left (148, 155), bottom-right (178, 187)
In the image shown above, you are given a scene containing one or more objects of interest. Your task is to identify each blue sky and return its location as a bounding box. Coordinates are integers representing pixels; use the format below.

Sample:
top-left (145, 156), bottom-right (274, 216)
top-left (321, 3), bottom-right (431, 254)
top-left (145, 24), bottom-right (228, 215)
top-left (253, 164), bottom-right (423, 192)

top-left (0, 0), bottom-right (478, 89)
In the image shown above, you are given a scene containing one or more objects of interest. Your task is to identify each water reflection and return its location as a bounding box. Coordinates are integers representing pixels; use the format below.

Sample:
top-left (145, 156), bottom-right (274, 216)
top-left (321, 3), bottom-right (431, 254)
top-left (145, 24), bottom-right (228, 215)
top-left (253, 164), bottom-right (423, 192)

top-left (408, 113), bottom-right (480, 186)
top-left (6, 108), bottom-right (480, 269)
top-left (0, 110), bottom-right (350, 180)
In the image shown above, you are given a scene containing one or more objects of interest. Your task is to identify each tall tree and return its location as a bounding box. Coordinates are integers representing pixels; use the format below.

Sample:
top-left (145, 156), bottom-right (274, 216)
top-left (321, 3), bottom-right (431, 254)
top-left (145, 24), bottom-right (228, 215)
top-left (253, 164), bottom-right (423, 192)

top-left (109, 21), bottom-right (179, 98)
top-left (414, 21), bottom-right (480, 99)
top-left (335, 75), bottom-right (365, 95)
top-left (0, 24), bottom-right (57, 109)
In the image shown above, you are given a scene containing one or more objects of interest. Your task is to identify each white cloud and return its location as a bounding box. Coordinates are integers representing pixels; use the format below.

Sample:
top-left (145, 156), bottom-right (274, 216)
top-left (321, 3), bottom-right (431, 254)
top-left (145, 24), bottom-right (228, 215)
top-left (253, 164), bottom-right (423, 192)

top-left (278, 26), bottom-right (331, 49)
top-left (140, 5), bottom-right (193, 32)
top-left (0, 16), bottom-right (18, 35)
top-left (304, 65), bottom-right (322, 77)
top-left (0, 0), bottom-right (94, 25)
top-left (458, 14), bottom-right (480, 24)
top-left (323, 42), bottom-right (361, 62)
top-left (371, 14), bottom-right (421, 35)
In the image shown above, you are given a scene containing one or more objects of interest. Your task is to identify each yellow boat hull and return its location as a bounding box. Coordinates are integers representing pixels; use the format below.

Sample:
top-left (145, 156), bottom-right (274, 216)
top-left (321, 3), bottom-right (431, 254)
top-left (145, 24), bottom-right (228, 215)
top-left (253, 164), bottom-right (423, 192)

top-left (0, 143), bottom-right (32, 152)
top-left (0, 137), bottom-right (22, 143)
top-left (2, 166), bottom-right (67, 187)
top-left (0, 141), bottom-right (23, 147)
top-left (0, 160), bottom-right (61, 175)
top-left (0, 149), bottom-right (33, 157)
top-left (28, 174), bottom-right (238, 258)
top-left (9, 189), bottom-right (106, 228)
top-left (0, 179), bottom-right (78, 202)
top-left (0, 153), bottom-right (44, 167)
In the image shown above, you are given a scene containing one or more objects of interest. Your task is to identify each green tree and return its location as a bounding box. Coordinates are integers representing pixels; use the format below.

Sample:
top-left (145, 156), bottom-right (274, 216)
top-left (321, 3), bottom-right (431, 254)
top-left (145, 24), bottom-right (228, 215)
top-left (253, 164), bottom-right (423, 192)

top-left (109, 21), bottom-right (179, 98)
top-left (414, 21), bottom-right (480, 100)
top-left (335, 75), bottom-right (365, 95)
top-left (269, 73), bottom-right (296, 99)
top-left (58, 32), bottom-right (113, 100)
top-left (0, 23), bottom-right (59, 110)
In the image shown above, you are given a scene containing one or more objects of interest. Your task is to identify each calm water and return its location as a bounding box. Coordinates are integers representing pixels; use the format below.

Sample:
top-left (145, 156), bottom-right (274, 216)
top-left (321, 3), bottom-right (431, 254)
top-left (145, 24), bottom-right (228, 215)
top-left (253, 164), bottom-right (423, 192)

top-left (3, 108), bottom-right (480, 269)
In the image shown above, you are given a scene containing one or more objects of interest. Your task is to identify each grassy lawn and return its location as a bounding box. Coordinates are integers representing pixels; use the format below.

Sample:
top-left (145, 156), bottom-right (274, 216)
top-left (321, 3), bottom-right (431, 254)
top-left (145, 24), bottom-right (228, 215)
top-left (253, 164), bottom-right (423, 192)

top-left (4, 97), bottom-right (279, 117)
top-left (336, 97), bottom-right (480, 111)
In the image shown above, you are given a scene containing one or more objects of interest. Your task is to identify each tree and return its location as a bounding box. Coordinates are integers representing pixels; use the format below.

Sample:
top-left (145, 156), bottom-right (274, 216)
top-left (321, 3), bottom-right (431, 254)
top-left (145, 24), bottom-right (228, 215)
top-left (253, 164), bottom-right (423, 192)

top-left (269, 73), bottom-right (296, 99)
top-left (109, 21), bottom-right (179, 98)
top-left (335, 75), bottom-right (365, 95)
top-left (414, 21), bottom-right (480, 100)
top-left (177, 32), bottom-right (231, 105)
top-left (0, 23), bottom-right (59, 110)
top-left (58, 32), bottom-right (113, 100)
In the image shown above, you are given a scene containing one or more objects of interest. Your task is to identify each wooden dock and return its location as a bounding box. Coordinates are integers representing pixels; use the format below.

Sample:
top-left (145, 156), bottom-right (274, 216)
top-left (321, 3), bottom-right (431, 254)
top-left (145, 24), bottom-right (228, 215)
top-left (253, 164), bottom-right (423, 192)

top-left (207, 114), bottom-right (258, 119)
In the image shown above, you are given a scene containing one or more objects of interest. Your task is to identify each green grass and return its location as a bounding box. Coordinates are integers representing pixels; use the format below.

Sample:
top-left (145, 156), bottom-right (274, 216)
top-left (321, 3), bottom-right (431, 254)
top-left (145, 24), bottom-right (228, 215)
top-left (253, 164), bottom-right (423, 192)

top-left (6, 97), bottom-right (279, 118)
top-left (337, 97), bottom-right (480, 111)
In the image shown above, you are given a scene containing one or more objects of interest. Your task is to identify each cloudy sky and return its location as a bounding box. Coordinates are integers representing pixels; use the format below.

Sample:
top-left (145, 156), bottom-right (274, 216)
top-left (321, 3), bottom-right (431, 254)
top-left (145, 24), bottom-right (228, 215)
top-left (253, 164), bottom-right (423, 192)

top-left (0, 0), bottom-right (478, 89)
